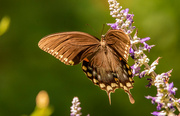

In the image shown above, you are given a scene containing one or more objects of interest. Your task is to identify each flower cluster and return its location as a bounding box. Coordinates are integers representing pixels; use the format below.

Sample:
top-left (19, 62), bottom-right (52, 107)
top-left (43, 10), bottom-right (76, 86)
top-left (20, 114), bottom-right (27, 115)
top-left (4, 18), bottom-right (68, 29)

top-left (70, 97), bottom-right (82, 116)
top-left (107, 0), bottom-right (135, 34)
top-left (107, 0), bottom-right (180, 115)
top-left (146, 70), bottom-right (180, 116)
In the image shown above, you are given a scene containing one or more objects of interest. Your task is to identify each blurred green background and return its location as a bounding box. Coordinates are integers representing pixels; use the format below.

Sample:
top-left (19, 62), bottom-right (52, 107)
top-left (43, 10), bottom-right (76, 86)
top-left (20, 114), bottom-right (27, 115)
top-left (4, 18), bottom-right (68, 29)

top-left (0, 0), bottom-right (180, 115)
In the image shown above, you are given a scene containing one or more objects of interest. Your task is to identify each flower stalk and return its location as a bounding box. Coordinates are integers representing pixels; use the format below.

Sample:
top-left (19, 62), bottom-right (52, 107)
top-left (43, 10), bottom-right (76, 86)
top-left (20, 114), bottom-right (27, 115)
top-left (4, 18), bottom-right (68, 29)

top-left (107, 0), bottom-right (180, 115)
top-left (70, 97), bottom-right (82, 116)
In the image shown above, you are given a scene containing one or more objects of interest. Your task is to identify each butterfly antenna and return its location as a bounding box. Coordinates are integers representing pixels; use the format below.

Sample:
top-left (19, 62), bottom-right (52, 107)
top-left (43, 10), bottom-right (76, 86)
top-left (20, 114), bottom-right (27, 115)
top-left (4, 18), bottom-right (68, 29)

top-left (86, 24), bottom-right (100, 36)
top-left (101, 24), bottom-right (105, 36)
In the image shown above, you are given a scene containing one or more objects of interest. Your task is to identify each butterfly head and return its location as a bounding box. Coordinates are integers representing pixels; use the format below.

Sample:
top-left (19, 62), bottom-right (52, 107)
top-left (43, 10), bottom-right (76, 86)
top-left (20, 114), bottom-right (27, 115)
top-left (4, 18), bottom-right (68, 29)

top-left (101, 34), bottom-right (105, 39)
top-left (100, 35), bottom-right (107, 48)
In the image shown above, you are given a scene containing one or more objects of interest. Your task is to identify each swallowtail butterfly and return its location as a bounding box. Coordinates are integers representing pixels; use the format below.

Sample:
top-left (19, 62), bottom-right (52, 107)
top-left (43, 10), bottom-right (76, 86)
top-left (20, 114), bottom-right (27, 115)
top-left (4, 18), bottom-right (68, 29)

top-left (38, 29), bottom-right (135, 104)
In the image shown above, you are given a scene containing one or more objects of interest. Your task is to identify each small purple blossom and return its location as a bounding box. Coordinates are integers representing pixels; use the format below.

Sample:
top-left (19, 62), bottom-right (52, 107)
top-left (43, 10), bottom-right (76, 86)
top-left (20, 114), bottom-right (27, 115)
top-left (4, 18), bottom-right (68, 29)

top-left (139, 70), bottom-right (146, 78)
top-left (157, 103), bottom-right (163, 110)
top-left (107, 22), bottom-right (119, 30)
top-left (151, 111), bottom-right (166, 116)
top-left (168, 82), bottom-right (177, 95)
top-left (131, 64), bottom-right (141, 77)
top-left (129, 47), bottom-right (135, 59)
top-left (123, 8), bottom-right (129, 16)
top-left (126, 14), bottom-right (134, 27)
top-left (145, 95), bottom-right (156, 104)
top-left (140, 37), bottom-right (150, 43)
top-left (146, 78), bottom-right (153, 87)
top-left (143, 42), bottom-right (155, 52)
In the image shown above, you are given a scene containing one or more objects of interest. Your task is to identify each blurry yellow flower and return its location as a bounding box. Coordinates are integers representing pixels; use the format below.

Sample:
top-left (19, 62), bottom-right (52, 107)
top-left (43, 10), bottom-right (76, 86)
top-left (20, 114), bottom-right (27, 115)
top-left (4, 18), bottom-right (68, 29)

top-left (36, 90), bottom-right (49, 109)
top-left (30, 90), bottom-right (53, 116)
top-left (0, 16), bottom-right (10, 36)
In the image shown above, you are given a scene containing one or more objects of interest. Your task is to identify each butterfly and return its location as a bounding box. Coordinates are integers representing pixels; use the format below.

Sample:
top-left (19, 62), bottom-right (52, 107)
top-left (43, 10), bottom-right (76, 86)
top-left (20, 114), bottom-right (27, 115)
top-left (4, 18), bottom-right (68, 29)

top-left (38, 29), bottom-right (135, 104)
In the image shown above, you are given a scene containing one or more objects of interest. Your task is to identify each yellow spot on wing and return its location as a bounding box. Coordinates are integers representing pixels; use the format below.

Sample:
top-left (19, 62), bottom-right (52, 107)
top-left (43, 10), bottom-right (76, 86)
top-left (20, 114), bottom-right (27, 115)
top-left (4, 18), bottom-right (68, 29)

top-left (111, 83), bottom-right (118, 88)
top-left (64, 58), bottom-right (68, 62)
top-left (119, 83), bottom-right (123, 88)
top-left (123, 86), bottom-right (128, 91)
top-left (87, 72), bottom-right (92, 77)
top-left (126, 64), bottom-right (129, 69)
top-left (126, 82), bottom-right (132, 87)
top-left (99, 83), bottom-right (106, 88)
top-left (129, 77), bottom-right (133, 82)
top-left (93, 78), bottom-right (98, 84)
top-left (69, 60), bottom-right (74, 65)
top-left (128, 70), bottom-right (132, 75)
top-left (107, 86), bottom-right (113, 92)
top-left (59, 55), bottom-right (63, 59)
top-left (82, 66), bottom-right (87, 71)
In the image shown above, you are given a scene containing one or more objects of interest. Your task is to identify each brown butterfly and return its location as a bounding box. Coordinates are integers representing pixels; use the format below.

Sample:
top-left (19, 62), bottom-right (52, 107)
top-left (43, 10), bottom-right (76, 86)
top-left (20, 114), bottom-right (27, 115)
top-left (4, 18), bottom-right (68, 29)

top-left (38, 29), bottom-right (135, 104)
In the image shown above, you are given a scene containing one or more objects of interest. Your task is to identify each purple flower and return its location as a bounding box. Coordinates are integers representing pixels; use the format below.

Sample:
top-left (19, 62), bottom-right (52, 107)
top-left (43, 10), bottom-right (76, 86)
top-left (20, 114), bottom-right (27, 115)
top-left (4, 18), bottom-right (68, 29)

top-left (157, 103), bottom-right (163, 110)
top-left (124, 8), bottom-right (129, 16)
top-left (164, 69), bottom-right (173, 77)
top-left (146, 78), bottom-right (153, 87)
top-left (168, 82), bottom-right (176, 95)
top-left (140, 37), bottom-right (150, 43)
top-left (131, 64), bottom-right (141, 77)
top-left (139, 70), bottom-right (146, 78)
top-left (129, 47), bottom-right (135, 59)
top-left (143, 42), bottom-right (155, 52)
top-left (169, 104), bottom-right (175, 110)
top-left (151, 111), bottom-right (166, 116)
top-left (145, 95), bottom-right (156, 104)
top-left (107, 22), bottom-right (119, 30)
top-left (126, 14), bottom-right (134, 27)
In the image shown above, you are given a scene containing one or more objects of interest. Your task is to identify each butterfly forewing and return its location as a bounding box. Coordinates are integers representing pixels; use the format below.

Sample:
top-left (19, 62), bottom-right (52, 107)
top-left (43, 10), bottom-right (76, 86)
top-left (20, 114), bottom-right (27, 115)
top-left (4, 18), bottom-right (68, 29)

top-left (105, 30), bottom-right (130, 61)
top-left (38, 32), bottom-right (100, 65)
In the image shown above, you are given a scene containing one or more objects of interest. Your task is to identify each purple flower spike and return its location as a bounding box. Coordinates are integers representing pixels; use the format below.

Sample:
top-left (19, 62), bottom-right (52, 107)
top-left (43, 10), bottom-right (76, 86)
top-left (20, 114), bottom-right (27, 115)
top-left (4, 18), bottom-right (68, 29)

top-left (70, 97), bottom-right (82, 116)
top-left (140, 37), bottom-right (150, 43)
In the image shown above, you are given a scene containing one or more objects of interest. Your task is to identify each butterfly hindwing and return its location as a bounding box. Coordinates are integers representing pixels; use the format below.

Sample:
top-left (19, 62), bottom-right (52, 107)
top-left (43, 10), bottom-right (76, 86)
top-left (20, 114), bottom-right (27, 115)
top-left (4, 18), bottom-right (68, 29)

top-left (82, 45), bottom-right (134, 104)
top-left (38, 32), bottom-right (100, 65)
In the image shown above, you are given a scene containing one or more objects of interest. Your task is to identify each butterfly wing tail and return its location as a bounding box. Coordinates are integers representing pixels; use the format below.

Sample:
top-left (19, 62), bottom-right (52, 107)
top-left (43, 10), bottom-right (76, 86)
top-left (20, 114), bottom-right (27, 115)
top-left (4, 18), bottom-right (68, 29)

top-left (126, 90), bottom-right (135, 104)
